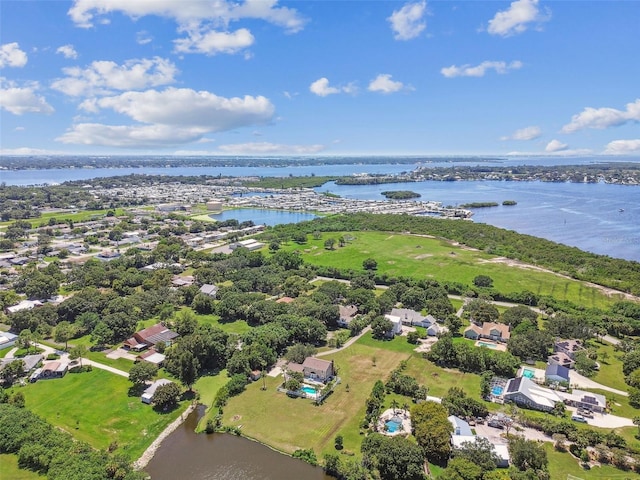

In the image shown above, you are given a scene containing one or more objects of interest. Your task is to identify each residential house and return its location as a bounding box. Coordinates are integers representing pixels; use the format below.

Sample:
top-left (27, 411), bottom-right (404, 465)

top-left (383, 314), bottom-right (404, 337)
top-left (548, 351), bottom-right (576, 369)
top-left (337, 305), bottom-right (358, 328)
top-left (503, 376), bottom-right (562, 412)
top-left (448, 415), bottom-right (510, 468)
top-left (172, 275), bottom-right (194, 287)
top-left (0, 331), bottom-right (18, 350)
top-left (545, 364), bottom-right (570, 384)
top-left (554, 339), bottom-right (585, 359)
top-left (559, 389), bottom-right (607, 413)
top-left (6, 300), bottom-right (44, 314)
top-left (124, 324), bottom-right (179, 352)
top-left (287, 357), bottom-right (335, 383)
top-left (137, 349), bottom-right (166, 366)
top-left (230, 239), bottom-right (264, 251)
top-left (39, 361), bottom-right (68, 379)
top-left (141, 379), bottom-right (173, 404)
top-left (464, 322), bottom-right (510, 343)
top-left (199, 284), bottom-right (219, 298)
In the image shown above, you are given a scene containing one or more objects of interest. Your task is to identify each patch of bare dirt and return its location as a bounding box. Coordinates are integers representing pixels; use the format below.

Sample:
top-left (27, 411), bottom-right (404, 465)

top-left (414, 254), bottom-right (434, 259)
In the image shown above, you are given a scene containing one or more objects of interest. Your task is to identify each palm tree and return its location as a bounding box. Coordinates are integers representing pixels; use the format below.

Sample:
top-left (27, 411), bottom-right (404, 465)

top-left (390, 399), bottom-right (399, 415)
top-left (402, 402), bottom-right (410, 416)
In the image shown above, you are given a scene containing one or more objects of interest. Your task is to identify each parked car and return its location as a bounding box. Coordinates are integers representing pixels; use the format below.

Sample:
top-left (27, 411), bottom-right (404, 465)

top-left (571, 415), bottom-right (587, 423)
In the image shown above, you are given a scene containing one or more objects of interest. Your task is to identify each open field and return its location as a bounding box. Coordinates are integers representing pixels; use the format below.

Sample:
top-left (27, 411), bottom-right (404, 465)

top-left (280, 231), bottom-right (621, 309)
top-left (0, 208), bottom-right (129, 229)
top-left (592, 342), bottom-right (628, 393)
top-left (18, 368), bottom-right (188, 460)
top-left (182, 307), bottom-right (253, 335)
top-left (0, 454), bottom-right (45, 479)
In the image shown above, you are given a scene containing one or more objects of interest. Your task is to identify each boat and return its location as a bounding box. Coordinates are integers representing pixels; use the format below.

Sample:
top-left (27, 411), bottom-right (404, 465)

top-left (619, 208), bottom-right (625, 212)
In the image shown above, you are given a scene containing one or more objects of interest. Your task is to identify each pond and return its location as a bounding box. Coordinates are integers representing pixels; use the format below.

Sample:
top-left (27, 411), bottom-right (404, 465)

top-left (145, 406), bottom-right (331, 480)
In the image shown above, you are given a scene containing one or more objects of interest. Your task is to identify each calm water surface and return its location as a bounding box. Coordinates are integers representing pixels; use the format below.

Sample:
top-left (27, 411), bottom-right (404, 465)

top-left (210, 209), bottom-right (317, 226)
top-left (145, 407), bottom-right (330, 480)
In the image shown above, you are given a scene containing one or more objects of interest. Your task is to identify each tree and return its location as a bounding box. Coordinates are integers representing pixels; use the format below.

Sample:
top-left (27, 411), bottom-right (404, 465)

top-left (501, 305), bottom-right (538, 329)
top-left (324, 238), bottom-right (336, 250)
top-left (284, 343), bottom-right (317, 364)
top-left (178, 351), bottom-right (200, 391)
top-left (453, 437), bottom-right (499, 473)
top-left (440, 458), bottom-right (483, 480)
top-left (68, 345), bottom-right (87, 368)
top-left (362, 258), bottom-right (378, 270)
top-left (152, 382), bottom-right (181, 410)
top-left (91, 321), bottom-right (113, 347)
top-left (411, 401), bottom-right (453, 464)
top-left (18, 329), bottom-right (34, 350)
top-left (464, 299), bottom-right (499, 323)
top-left (172, 309), bottom-right (198, 336)
top-left (334, 434), bottom-right (344, 450)
top-left (361, 434), bottom-right (424, 480)
top-left (0, 359), bottom-right (25, 385)
top-left (473, 275), bottom-right (493, 288)
top-left (129, 362), bottom-right (158, 386)
top-left (508, 436), bottom-right (549, 473)
top-left (53, 321), bottom-right (74, 351)
top-left (371, 315), bottom-right (393, 339)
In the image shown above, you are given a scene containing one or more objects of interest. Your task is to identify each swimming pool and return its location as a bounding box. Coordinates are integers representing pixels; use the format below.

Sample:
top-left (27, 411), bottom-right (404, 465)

top-left (492, 386), bottom-right (504, 396)
top-left (522, 369), bottom-right (535, 379)
top-left (385, 417), bottom-right (403, 433)
top-left (301, 386), bottom-right (317, 395)
top-left (477, 341), bottom-right (497, 349)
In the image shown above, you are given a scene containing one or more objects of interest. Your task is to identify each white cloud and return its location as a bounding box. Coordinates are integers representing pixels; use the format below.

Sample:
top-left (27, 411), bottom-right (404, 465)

top-left (0, 79), bottom-right (54, 115)
top-left (174, 27), bottom-right (254, 55)
top-left (217, 142), bottom-right (326, 154)
top-left (86, 88), bottom-right (273, 128)
top-left (14, 126), bottom-right (25, 131)
top-left (388, 1), bottom-right (427, 40)
top-left (56, 123), bottom-right (208, 147)
top-left (0, 147), bottom-right (65, 155)
top-left (57, 87), bottom-right (275, 147)
top-left (545, 139), bottom-right (568, 152)
top-left (441, 60), bottom-right (522, 78)
top-left (67, 0), bottom-right (306, 61)
top-left (56, 44), bottom-right (78, 59)
top-left (561, 99), bottom-right (640, 133)
top-left (0, 42), bottom-right (28, 68)
top-left (604, 139), bottom-right (640, 155)
top-left (309, 77), bottom-right (341, 97)
top-left (487, 0), bottom-right (550, 37)
top-left (501, 126), bottom-right (541, 141)
top-left (136, 31), bottom-right (153, 45)
top-left (51, 57), bottom-right (178, 97)
top-left (368, 74), bottom-right (408, 94)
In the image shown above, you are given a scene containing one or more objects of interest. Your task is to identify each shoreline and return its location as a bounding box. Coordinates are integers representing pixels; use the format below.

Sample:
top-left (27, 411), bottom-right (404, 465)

top-left (133, 403), bottom-right (197, 471)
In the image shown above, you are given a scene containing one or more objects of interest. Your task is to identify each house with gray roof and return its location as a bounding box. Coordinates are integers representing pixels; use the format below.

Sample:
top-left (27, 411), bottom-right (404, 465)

top-left (141, 379), bottom-right (173, 404)
top-left (545, 364), bottom-right (570, 384)
top-left (503, 376), bottom-right (562, 412)
top-left (199, 284), bottom-right (219, 298)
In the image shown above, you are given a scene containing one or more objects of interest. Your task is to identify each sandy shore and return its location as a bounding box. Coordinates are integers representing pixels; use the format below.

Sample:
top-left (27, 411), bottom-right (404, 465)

top-left (133, 403), bottom-right (197, 470)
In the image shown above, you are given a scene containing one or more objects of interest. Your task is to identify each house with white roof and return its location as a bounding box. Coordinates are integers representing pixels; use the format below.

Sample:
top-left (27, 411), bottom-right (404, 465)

top-left (503, 376), bottom-right (563, 412)
top-left (384, 314), bottom-right (404, 337)
top-left (141, 379), bottom-right (173, 404)
top-left (448, 415), bottom-right (509, 468)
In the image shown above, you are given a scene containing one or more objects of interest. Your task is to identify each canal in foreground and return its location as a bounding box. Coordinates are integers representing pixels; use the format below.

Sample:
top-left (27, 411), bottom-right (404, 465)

top-left (145, 406), bottom-right (331, 480)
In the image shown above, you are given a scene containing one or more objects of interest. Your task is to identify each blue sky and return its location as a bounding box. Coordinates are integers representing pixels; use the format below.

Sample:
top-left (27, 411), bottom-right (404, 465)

top-left (1, 0), bottom-right (639, 156)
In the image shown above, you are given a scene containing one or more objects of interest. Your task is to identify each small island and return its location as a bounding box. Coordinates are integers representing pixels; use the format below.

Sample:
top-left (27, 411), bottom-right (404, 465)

top-left (381, 190), bottom-right (421, 200)
top-left (460, 202), bottom-right (499, 208)
top-left (502, 200), bottom-right (518, 206)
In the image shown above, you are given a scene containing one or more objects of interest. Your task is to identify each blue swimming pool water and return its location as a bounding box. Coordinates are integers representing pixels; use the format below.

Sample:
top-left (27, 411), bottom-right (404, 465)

top-left (492, 386), bottom-right (504, 396)
top-left (301, 386), bottom-right (316, 395)
top-left (385, 420), bottom-right (402, 433)
top-left (478, 341), bottom-right (497, 348)
top-left (522, 369), bottom-right (535, 379)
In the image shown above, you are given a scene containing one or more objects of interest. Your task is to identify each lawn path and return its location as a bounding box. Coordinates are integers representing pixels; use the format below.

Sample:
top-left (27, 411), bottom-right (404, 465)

top-left (30, 343), bottom-right (129, 378)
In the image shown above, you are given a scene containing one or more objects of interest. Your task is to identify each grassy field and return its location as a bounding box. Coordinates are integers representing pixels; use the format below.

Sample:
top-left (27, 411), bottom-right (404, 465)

top-left (222, 334), bottom-right (413, 457)
top-left (18, 368), bottom-right (188, 460)
top-left (280, 231), bottom-right (620, 309)
top-left (0, 208), bottom-right (129, 229)
top-left (183, 307), bottom-right (253, 335)
top-left (0, 454), bottom-right (45, 479)
top-left (546, 444), bottom-right (635, 479)
top-left (592, 342), bottom-right (628, 392)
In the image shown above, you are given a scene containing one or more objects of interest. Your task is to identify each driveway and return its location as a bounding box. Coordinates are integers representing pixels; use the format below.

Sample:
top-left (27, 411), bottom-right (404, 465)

top-left (568, 370), bottom-right (628, 397)
top-left (106, 347), bottom-right (137, 361)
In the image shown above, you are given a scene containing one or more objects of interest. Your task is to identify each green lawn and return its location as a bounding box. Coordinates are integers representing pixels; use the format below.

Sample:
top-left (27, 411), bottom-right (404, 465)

top-left (0, 454), bottom-right (45, 479)
top-left (0, 208), bottom-right (129, 229)
top-left (281, 231), bottom-right (620, 309)
top-left (592, 342), bottom-right (628, 392)
top-left (221, 337), bottom-right (412, 458)
top-left (193, 370), bottom-right (229, 430)
top-left (546, 444), bottom-right (635, 479)
top-left (18, 368), bottom-right (188, 460)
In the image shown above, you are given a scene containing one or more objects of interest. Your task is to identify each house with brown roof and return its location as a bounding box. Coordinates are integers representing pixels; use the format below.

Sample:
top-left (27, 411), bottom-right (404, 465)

top-left (464, 322), bottom-right (510, 343)
top-left (39, 361), bottom-right (68, 379)
top-left (287, 357), bottom-right (335, 383)
top-left (554, 339), bottom-right (585, 360)
top-left (124, 323), bottom-right (179, 352)
top-left (337, 305), bottom-right (358, 327)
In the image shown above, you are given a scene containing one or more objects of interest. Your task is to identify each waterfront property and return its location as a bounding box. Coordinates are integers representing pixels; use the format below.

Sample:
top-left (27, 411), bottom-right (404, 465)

top-left (142, 379), bottom-right (173, 404)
